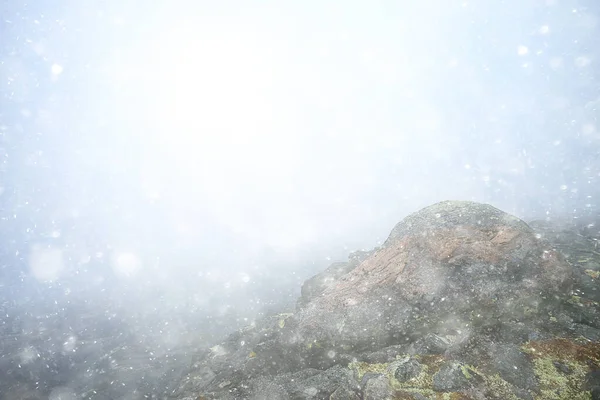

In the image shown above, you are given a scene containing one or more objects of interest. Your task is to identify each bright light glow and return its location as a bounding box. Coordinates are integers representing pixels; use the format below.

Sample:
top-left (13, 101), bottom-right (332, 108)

top-left (517, 45), bottom-right (529, 56)
top-left (51, 63), bottom-right (63, 75)
top-left (102, 23), bottom-right (326, 248)
top-left (135, 24), bottom-right (285, 178)
top-left (111, 252), bottom-right (142, 279)
top-left (29, 245), bottom-right (64, 282)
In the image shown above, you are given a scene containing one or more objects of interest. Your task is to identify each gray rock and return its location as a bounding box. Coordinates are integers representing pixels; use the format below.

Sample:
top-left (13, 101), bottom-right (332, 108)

top-left (176, 366), bottom-right (216, 395)
top-left (168, 202), bottom-right (599, 399)
top-left (362, 374), bottom-right (393, 400)
top-left (295, 201), bottom-right (572, 355)
top-left (297, 248), bottom-right (381, 310)
top-left (358, 344), bottom-right (409, 363)
top-left (247, 377), bottom-right (289, 400)
top-left (432, 362), bottom-right (479, 392)
top-left (276, 364), bottom-right (360, 399)
top-left (530, 219), bottom-right (600, 303)
top-left (409, 333), bottom-right (451, 355)
top-left (297, 262), bottom-right (356, 310)
top-left (394, 392), bottom-right (429, 400)
top-left (389, 357), bottom-right (422, 382)
top-left (489, 344), bottom-right (538, 391)
top-left (329, 386), bottom-right (360, 400)
top-left (585, 369), bottom-right (600, 391)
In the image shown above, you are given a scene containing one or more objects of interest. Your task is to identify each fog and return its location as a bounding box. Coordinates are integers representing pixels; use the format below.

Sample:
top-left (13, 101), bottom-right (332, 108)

top-left (1, 0), bottom-right (599, 395)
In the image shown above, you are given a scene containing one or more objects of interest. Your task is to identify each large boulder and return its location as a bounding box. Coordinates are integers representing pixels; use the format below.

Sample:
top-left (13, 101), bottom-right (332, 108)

top-left (294, 200), bottom-right (573, 352)
top-left (171, 201), bottom-right (598, 400)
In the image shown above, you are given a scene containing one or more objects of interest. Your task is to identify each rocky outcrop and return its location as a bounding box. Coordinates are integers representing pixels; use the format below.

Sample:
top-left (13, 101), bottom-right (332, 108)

top-left (296, 248), bottom-right (379, 310)
top-left (296, 262), bottom-right (355, 310)
top-left (171, 201), bottom-right (600, 400)
top-left (295, 201), bottom-right (572, 351)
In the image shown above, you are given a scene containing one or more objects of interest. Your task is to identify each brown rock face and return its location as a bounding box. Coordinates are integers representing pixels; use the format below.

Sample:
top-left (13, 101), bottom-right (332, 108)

top-left (295, 201), bottom-right (573, 352)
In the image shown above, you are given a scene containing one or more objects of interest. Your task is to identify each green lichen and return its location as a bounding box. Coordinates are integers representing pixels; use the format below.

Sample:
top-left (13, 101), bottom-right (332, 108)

top-left (276, 313), bottom-right (293, 329)
top-left (482, 374), bottom-right (520, 400)
top-left (351, 355), bottom-right (475, 399)
top-left (585, 269), bottom-right (600, 279)
top-left (348, 361), bottom-right (388, 381)
top-left (391, 366), bottom-right (434, 393)
top-left (349, 356), bottom-right (511, 399)
top-left (460, 364), bottom-right (480, 379)
top-left (532, 357), bottom-right (590, 400)
top-left (347, 338), bottom-right (600, 399)
top-left (521, 338), bottom-right (600, 400)
top-left (348, 359), bottom-right (436, 398)
top-left (440, 394), bottom-right (476, 400)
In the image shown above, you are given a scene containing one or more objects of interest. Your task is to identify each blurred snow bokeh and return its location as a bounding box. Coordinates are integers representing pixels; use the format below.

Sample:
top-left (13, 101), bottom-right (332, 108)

top-left (28, 245), bottom-right (64, 282)
top-left (0, 0), bottom-right (599, 398)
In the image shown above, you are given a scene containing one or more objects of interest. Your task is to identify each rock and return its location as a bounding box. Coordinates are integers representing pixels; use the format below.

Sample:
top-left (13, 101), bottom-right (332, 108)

top-left (329, 386), bottom-right (360, 400)
top-left (409, 333), bottom-right (451, 355)
top-left (394, 392), bottom-right (429, 400)
top-left (585, 369), bottom-right (600, 390)
top-left (246, 377), bottom-right (289, 400)
top-left (295, 201), bottom-right (572, 353)
top-left (297, 262), bottom-right (356, 310)
top-left (169, 202), bottom-right (600, 400)
top-left (362, 374), bottom-right (393, 400)
top-left (447, 336), bottom-right (538, 392)
top-left (276, 364), bottom-right (360, 399)
top-left (530, 219), bottom-right (600, 303)
top-left (389, 357), bottom-right (422, 382)
top-left (296, 248), bottom-right (380, 310)
top-left (553, 361), bottom-right (572, 374)
top-left (349, 248), bottom-right (380, 264)
top-left (489, 344), bottom-right (538, 391)
top-left (180, 367), bottom-right (215, 393)
top-left (358, 344), bottom-right (409, 363)
top-left (432, 362), bottom-right (481, 392)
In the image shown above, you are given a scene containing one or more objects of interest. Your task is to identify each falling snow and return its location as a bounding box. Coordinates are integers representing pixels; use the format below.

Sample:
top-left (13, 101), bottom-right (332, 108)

top-left (0, 1), bottom-right (599, 398)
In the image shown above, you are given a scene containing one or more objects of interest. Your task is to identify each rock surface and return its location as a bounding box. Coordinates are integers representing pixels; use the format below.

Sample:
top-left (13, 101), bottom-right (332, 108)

top-left (296, 248), bottom-right (380, 310)
top-left (295, 200), bottom-right (572, 352)
top-left (170, 201), bottom-right (600, 400)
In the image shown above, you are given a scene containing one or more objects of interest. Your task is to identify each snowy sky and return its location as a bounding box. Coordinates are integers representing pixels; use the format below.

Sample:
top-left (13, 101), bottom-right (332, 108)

top-left (1, 0), bottom-right (599, 325)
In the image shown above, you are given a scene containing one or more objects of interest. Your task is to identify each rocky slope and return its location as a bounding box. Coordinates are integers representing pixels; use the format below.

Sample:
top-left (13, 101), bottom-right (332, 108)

top-left (171, 201), bottom-right (600, 400)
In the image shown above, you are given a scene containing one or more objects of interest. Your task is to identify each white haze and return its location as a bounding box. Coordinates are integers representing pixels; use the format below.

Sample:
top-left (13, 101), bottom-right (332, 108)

top-left (0, 0), bottom-right (599, 369)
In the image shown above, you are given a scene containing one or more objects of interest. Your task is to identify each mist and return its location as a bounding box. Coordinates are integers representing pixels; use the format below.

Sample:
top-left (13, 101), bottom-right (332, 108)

top-left (1, 0), bottom-right (599, 397)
